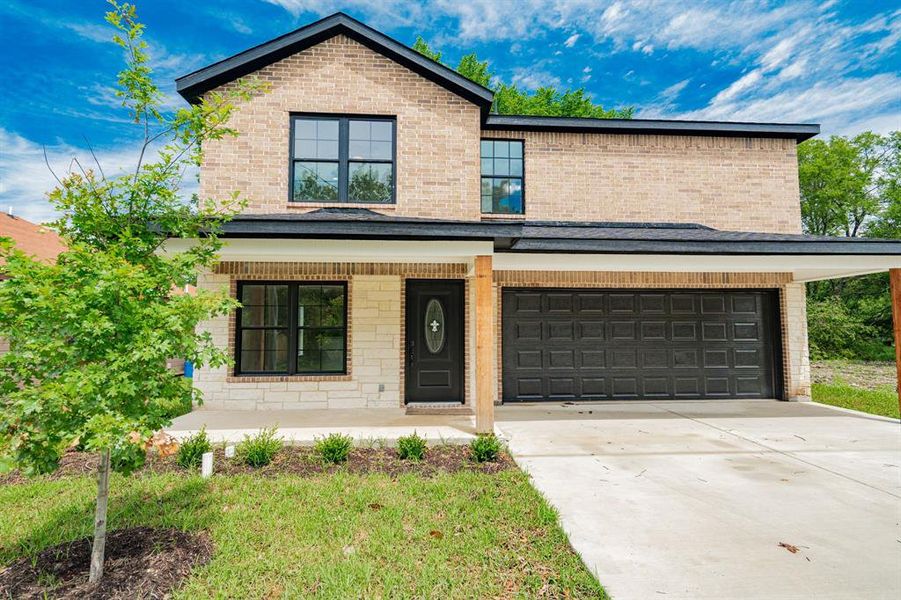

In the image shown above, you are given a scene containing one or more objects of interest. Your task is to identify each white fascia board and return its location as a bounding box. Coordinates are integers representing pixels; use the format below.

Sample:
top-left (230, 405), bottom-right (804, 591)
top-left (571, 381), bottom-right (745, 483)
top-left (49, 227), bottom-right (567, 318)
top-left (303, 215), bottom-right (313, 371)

top-left (162, 238), bottom-right (495, 263)
top-left (493, 253), bottom-right (901, 281)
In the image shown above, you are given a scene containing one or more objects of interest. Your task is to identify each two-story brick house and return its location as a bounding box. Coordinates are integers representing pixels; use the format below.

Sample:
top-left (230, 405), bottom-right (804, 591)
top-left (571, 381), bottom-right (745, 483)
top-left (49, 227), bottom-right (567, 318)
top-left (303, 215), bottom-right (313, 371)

top-left (168, 13), bottom-right (901, 432)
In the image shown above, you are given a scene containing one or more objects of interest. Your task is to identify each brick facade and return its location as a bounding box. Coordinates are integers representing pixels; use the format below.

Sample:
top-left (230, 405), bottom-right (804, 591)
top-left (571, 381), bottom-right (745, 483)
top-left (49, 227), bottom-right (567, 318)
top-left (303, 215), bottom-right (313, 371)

top-left (202, 34), bottom-right (803, 234)
top-left (201, 34), bottom-right (483, 220)
top-left (193, 263), bottom-right (810, 409)
top-left (486, 131), bottom-right (802, 233)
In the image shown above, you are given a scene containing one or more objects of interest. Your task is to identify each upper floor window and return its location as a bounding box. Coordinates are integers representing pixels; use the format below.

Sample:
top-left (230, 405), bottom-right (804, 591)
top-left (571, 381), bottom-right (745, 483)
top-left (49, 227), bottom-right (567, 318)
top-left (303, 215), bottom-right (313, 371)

top-left (291, 115), bottom-right (395, 204)
top-left (481, 139), bottom-right (524, 214)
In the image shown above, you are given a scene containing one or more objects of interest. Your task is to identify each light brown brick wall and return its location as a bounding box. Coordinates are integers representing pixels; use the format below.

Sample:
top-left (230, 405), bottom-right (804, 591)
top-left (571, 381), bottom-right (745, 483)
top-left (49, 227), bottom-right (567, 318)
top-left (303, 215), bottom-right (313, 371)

top-left (487, 131), bottom-right (802, 233)
top-left (201, 34), bottom-right (483, 219)
top-left (780, 282), bottom-right (811, 399)
top-left (201, 35), bottom-right (802, 232)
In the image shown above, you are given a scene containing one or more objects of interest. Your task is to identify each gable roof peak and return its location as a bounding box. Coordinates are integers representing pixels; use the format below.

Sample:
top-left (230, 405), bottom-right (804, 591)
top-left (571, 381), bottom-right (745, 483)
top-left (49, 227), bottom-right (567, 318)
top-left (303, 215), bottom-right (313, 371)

top-left (175, 12), bottom-right (494, 115)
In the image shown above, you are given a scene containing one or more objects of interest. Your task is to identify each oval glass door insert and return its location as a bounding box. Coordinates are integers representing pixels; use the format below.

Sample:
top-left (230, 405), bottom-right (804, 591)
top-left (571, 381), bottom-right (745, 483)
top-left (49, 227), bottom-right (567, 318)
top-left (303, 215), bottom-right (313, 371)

top-left (424, 298), bottom-right (446, 354)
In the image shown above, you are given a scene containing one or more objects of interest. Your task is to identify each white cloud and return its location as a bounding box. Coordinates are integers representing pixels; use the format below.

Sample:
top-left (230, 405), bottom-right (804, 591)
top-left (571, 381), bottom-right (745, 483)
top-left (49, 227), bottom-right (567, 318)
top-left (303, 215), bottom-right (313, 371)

top-left (510, 67), bottom-right (561, 91)
top-left (0, 129), bottom-right (199, 224)
top-left (661, 78), bottom-right (690, 101)
top-left (564, 33), bottom-right (580, 48)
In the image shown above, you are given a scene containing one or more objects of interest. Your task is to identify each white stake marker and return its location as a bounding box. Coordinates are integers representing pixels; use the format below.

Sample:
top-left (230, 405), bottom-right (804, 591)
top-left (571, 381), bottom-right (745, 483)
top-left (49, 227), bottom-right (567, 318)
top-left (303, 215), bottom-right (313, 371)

top-left (201, 451), bottom-right (214, 478)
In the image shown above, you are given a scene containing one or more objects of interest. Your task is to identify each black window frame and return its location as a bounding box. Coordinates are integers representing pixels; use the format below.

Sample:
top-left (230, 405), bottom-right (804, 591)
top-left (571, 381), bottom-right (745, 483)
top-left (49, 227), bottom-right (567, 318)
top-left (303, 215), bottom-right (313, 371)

top-left (235, 280), bottom-right (349, 376)
top-left (289, 113), bottom-right (397, 204)
top-left (480, 137), bottom-right (525, 215)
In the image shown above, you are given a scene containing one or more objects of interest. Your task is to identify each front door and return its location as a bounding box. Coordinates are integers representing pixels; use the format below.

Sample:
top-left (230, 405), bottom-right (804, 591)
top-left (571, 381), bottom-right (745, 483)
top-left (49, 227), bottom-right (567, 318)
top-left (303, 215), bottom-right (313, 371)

top-left (405, 279), bottom-right (464, 403)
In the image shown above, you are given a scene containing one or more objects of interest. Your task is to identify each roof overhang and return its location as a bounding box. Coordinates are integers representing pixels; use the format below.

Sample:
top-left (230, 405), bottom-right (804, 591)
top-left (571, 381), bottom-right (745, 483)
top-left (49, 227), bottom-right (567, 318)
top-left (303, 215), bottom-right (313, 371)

top-left (175, 13), bottom-right (494, 117)
top-left (169, 211), bottom-right (901, 282)
top-left (483, 115), bottom-right (820, 142)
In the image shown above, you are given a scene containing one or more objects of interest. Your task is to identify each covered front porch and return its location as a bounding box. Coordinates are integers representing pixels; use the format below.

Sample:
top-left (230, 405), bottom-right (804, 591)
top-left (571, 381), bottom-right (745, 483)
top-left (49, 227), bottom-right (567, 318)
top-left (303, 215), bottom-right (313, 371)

top-left (164, 212), bottom-right (901, 433)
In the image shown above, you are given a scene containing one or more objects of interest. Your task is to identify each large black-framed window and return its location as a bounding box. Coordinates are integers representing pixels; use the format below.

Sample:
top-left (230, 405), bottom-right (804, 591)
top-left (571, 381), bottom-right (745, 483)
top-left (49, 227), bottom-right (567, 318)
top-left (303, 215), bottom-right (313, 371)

top-left (481, 139), bottom-right (524, 214)
top-left (236, 281), bottom-right (348, 376)
top-left (290, 115), bottom-right (396, 204)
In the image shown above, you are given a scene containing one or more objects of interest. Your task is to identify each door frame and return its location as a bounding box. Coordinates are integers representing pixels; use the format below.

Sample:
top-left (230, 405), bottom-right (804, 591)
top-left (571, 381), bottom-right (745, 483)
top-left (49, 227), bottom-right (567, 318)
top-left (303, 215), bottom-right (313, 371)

top-left (403, 278), bottom-right (466, 404)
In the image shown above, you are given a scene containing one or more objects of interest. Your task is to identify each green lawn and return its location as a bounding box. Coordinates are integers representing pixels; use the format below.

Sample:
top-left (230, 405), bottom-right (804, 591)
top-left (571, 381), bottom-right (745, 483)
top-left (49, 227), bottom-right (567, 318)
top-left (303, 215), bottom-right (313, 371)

top-left (812, 382), bottom-right (899, 419)
top-left (0, 470), bottom-right (605, 599)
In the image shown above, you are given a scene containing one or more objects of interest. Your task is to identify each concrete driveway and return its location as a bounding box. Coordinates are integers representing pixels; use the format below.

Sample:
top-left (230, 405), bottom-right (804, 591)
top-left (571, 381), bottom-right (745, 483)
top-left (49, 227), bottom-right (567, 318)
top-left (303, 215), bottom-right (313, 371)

top-left (496, 400), bottom-right (901, 600)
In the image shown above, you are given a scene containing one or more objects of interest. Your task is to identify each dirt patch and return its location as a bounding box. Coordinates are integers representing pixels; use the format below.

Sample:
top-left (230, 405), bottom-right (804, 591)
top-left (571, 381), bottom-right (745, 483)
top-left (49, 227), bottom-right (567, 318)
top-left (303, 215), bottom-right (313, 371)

top-left (811, 360), bottom-right (896, 390)
top-left (1, 445), bottom-right (513, 485)
top-left (0, 527), bottom-right (211, 599)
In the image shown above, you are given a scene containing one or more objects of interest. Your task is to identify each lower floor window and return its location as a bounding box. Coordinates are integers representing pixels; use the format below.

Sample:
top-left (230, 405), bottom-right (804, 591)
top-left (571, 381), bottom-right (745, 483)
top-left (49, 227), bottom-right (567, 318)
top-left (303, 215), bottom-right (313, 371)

top-left (236, 282), bottom-right (347, 375)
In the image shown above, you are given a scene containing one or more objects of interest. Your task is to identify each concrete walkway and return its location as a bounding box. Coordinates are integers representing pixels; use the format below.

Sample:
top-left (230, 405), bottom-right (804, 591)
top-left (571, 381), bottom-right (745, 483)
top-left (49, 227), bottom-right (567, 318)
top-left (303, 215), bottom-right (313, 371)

top-left (496, 400), bottom-right (901, 600)
top-left (168, 408), bottom-right (476, 444)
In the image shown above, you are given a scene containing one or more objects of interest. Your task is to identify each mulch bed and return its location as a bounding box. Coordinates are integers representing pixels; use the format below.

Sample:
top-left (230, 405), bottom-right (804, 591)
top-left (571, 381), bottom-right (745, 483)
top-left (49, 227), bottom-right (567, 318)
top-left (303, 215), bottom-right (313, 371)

top-left (1, 445), bottom-right (513, 485)
top-left (0, 527), bottom-right (212, 600)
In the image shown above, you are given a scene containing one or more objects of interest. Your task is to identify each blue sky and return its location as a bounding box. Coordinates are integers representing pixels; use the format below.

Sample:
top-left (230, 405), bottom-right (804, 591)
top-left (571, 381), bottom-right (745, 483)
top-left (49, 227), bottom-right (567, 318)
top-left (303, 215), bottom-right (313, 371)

top-left (1, 0), bottom-right (898, 222)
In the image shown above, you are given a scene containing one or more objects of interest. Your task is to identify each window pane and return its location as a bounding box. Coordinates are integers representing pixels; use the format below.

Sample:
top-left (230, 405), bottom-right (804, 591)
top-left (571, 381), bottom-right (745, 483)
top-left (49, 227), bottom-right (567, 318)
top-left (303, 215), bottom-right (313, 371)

top-left (511, 158), bottom-right (523, 177)
top-left (480, 139), bottom-right (493, 158)
top-left (348, 162), bottom-right (393, 202)
top-left (297, 305), bottom-right (321, 327)
top-left (483, 177), bottom-right (524, 214)
top-left (510, 141), bottom-right (523, 158)
top-left (494, 158), bottom-right (510, 176)
top-left (370, 121), bottom-right (393, 141)
top-left (293, 162), bottom-right (339, 201)
top-left (348, 120), bottom-right (393, 160)
top-left (241, 330), bottom-right (288, 372)
top-left (241, 285), bottom-right (288, 327)
top-left (494, 140), bottom-right (509, 158)
top-left (294, 119), bottom-right (339, 159)
top-left (481, 158), bottom-right (493, 175)
top-left (317, 329), bottom-right (345, 350)
top-left (348, 120), bottom-right (370, 140)
top-left (297, 349), bottom-right (320, 373)
top-left (481, 193), bottom-right (493, 213)
top-left (321, 350), bottom-right (344, 372)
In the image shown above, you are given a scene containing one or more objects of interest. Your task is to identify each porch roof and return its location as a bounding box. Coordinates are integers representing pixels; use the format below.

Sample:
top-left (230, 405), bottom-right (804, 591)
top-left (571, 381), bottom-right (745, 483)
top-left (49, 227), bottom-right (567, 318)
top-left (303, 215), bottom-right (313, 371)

top-left (221, 209), bottom-right (901, 257)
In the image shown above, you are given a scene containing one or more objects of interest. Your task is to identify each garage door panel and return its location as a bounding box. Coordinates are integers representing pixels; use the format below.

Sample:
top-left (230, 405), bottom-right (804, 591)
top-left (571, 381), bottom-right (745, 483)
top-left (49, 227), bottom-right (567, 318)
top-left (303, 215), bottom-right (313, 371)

top-left (503, 289), bottom-right (779, 402)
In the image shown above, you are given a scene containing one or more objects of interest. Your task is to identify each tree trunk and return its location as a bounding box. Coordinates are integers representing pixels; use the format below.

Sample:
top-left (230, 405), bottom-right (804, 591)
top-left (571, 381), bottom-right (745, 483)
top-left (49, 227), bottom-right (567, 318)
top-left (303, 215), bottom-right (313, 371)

top-left (89, 449), bottom-right (111, 583)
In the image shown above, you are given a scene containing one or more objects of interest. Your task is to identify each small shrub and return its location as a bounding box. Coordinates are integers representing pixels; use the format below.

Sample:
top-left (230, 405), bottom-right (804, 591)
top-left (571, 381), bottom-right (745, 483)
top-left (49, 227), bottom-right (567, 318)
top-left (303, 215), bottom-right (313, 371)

top-left (470, 434), bottom-right (502, 463)
top-left (397, 432), bottom-right (427, 461)
top-left (176, 427), bottom-right (212, 469)
top-left (315, 433), bottom-right (353, 464)
top-left (236, 427), bottom-right (282, 467)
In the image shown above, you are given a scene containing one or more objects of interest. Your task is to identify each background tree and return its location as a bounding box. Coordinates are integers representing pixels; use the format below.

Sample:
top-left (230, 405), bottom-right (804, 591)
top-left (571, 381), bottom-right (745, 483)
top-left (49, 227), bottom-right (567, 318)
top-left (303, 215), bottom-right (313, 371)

top-left (413, 36), bottom-right (633, 118)
top-left (799, 131), bottom-right (900, 359)
top-left (0, 2), bottom-right (262, 583)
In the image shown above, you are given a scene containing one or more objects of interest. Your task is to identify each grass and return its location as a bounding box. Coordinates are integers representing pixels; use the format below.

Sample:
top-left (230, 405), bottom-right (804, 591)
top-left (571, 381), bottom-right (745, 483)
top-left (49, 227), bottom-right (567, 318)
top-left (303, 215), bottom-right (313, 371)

top-left (812, 382), bottom-right (899, 419)
top-left (0, 470), bottom-right (606, 599)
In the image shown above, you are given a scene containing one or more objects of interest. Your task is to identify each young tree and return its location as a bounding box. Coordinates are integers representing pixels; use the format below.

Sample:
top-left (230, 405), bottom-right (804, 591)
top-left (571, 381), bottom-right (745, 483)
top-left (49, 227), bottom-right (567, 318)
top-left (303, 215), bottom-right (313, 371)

top-left (412, 36), bottom-right (633, 118)
top-left (0, 2), bottom-right (262, 582)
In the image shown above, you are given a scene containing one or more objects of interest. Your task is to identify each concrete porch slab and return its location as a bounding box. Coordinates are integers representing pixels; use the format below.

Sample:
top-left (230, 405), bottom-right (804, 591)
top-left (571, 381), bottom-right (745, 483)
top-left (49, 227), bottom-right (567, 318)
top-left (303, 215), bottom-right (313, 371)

top-left (167, 408), bottom-right (477, 445)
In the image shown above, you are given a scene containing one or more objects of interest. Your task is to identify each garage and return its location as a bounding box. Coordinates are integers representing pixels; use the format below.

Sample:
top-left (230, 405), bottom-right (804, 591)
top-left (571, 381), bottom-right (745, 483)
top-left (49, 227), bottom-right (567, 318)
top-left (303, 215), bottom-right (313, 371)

top-left (501, 289), bottom-right (781, 401)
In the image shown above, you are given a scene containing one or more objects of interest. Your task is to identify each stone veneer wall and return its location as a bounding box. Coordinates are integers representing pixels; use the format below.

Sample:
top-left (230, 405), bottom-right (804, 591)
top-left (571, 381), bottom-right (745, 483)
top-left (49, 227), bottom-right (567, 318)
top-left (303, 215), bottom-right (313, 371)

top-left (491, 271), bottom-right (811, 402)
top-left (193, 262), bottom-right (471, 410)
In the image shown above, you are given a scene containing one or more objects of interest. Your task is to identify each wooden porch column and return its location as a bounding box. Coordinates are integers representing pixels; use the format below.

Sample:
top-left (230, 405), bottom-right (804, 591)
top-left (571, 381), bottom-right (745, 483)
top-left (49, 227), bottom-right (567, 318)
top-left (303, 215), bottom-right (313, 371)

top-left (890, 268), bottom-right (901, 414)
top-left (474, 255), bottom-right (496, 433)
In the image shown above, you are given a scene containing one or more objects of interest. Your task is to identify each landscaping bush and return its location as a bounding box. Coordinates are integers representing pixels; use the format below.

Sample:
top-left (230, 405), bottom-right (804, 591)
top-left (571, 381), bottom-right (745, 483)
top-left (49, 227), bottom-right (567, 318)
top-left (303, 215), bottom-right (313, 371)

top-left (806, 298), bottom-right (878, 360)
top-left (314, 433), bottom-right (353, 464)
top-left (236, 428), bottom-right (282, 467)
top-left (176, 428), bottom-right (212, 469)
top-left (470, 434), bottom-right (502, 463)
top-left (397, 432), bottom-right (427, 461)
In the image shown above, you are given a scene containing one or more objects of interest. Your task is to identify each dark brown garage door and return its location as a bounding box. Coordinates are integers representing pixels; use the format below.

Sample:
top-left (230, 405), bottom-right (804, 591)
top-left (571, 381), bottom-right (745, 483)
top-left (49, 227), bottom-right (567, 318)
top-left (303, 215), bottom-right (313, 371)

top-left (502, 289), bottom-right (781, 401)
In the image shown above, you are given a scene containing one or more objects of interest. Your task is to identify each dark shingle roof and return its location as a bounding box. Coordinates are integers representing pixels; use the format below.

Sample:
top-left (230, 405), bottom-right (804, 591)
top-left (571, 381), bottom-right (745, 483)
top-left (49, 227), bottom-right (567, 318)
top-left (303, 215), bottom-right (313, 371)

top-left (220, 209), bottom-right (901, 256)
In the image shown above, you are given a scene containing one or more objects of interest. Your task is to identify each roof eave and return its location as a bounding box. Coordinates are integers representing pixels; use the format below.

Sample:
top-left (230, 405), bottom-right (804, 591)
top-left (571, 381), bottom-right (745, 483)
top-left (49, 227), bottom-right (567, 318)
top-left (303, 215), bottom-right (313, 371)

top-left (483, 115), bottom-right (820, 142)
top-left (175, 12), bottom-right (494, 116)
